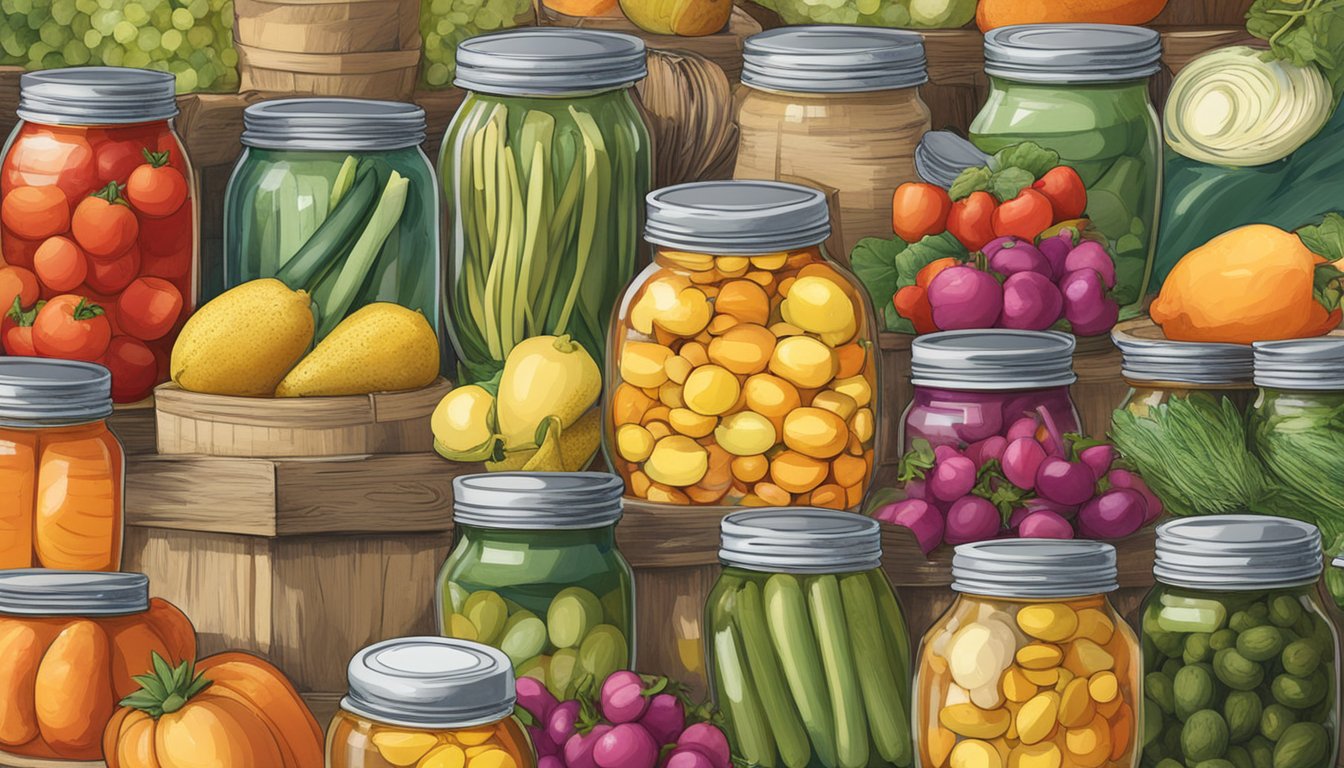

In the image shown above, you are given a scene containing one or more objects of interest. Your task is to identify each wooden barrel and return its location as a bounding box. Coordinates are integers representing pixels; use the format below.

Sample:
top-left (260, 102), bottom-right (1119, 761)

top-left (234, 0), bottom-right (422, 99)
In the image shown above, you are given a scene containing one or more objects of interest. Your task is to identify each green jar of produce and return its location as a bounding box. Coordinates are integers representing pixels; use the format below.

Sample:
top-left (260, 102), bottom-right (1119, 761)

top-left (706, 508), bottom-right (913, 768)
top-left (969, 25), bottom-right (1162, 312)
top-left (1140, 516), bottom-right (1340, 768)
top-left (436, 471), bottom-right (635, 700)
top-left (441, 29), bottom-right (652, 384)
top-left (220, 99), bottom-right (442, 351)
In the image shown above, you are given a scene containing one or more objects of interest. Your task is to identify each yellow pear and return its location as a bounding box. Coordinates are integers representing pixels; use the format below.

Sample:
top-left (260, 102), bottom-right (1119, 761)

top-left (171, 278), bottom-right (314, 396)
top-left (275, 302), bottom-right (439, 396)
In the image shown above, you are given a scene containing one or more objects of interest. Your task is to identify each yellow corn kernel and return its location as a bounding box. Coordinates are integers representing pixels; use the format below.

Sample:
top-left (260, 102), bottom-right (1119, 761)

top-left (1016, 604), bottom-right (1079, 643)
top-left (782, 407), bottom-right (849, 460)
top-left (708, 323), bottom-right (777, 375)
top-left (714, 411), bottom-right (777, 456)
top-left (830, 374), bottom-right (872, 407)
top-left (465, 749), bottom-right (517, 768)
top-left (715, 280), bottom-right (771, 326)
top-left (811, 389), bottom-right (858, 421)
top-left (653, 287), bottom-right (712, 337)
top-left (616, 424), bottom-right (655, 462)
top-left (743, 374), bottom-right (802, 420)
top-left (707, 314), bottom-right (740, 335)
top-left (768, 335), bottom-right (838, 389)
top-left (1087, 671), bottom-right (1118, 704)
top-left (950, 739), bottom-right (1004, 768)
top-left (779, 276), bottom-right (854, 335)
top-left (1062, 639), bottom-right (1114, 678)
top-left (1003, 667), bottom-right (1039, 703)
top-left (1021, 667), bottom-right (1059, 687)
top-left (681, 342), bottom-right (709, 367)
top-left (939, 703), bottom-right (1011, 740)
top-left (1054, 668), bottom-right (1076, 693)
top-left (453, 726), bottom-right (498, 747)
top-left (417, 743), bottom-right (466, 768)
top-left (373, 731), bottom-right (440, 766)
top-left (665, 355), bottom-right (694, 385)
top-left (682, 364), bottom-right (741, 416)
top-left (849, 408), bottom-right (874, 444)
top-left (745, 270), bottom-right (774, 289)
top-left (753, 481), bottom-right (792, 506)
top-left (659, 381), bottom-right (685, 409)
top-left (716, 255), bottom-right (749, 274)
top-left (1058, 678), bottom-right (1094, 728)
top-left (1064, 715), bottom-right (1111, 768)
top-left (1008, 742), bottom-right (1062, 768)
top-left (668, 408), bottom-right (717, 439)
top-left (1016, 691), bottom-right (1061, 745)
top-left (629, 275), bottom-right (691, 333)
top-left (1071, 609), bottom-right (1115, 645)
top-left (731, 454), bottom-right (769, 483)
top-left (750, 252), bottom-right (789, 271)
top-left (620, 342), bottom-right (673, 388)
top-left (1016, 644), bottom-right (1064, 671)
top-left (644, 436), bottom-right (709, 487)
top-left (660, 250), bottom-right (716, 271)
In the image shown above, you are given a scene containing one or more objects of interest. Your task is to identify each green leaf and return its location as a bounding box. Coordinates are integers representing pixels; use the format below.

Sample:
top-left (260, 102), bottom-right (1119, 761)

top-left (989, 167), bottom-right (1035, 202)
top-left (1298, 212), bottom-right (1344, 261)
top-left (991, 141), bottom-right (1060, 179)
top-left (1248, 0), bottom-right (1344, 102)
top-left (897, 439), bottom-right (935, 482)
top-left (949, 166), bottom-right (993, 201)
top-left (882, 300), bottom-right (913, 334)
top-left (849, 236), bottom-right (908, 314)
top-left (894, 231), bottom-right (969, 289)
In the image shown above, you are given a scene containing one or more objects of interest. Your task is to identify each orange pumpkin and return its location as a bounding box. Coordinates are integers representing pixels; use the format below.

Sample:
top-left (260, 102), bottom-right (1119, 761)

top-left (976, 0), bottom-right (1168, 31)
top-left (104, 651), bottom-right (324, 768)
top-left (0, 598), bottom-right (194, 761)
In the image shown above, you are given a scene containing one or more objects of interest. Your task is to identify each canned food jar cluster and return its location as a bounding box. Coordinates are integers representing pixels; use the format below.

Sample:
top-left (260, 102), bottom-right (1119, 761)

top-left (917, 540), bottom-right (1139, 768)
top-left (607, 180), bottom-right (881, 508)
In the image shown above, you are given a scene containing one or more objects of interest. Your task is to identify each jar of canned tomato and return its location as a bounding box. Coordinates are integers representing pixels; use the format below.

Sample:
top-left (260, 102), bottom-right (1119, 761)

top-left (1, 67), bottom-right (196, 403)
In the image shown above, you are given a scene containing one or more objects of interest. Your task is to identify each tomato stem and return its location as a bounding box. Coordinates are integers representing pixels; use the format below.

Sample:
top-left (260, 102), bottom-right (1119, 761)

top-left (141, 147), bottom-right (171, 168)
top-left (90, 180), bottom-right (127, 205)
top-left (72, 298), bottom-right (105, 322)
top-left (119, 652), bottom-right (213, 719)
top-left (6, 297), bottom-right (40, 326)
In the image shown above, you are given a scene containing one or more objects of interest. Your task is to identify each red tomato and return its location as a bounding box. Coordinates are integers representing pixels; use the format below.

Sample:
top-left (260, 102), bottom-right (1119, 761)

top-left (71, 183), bottom-right (139, 259)
top-left (916, 257), bottom-right (961, 289)
top-left (126, 149), bottom-right (188, 218)
top-left (0, 229), bottom-right (40, 270)
top-left (117, 277), bottom-right (183, 341)
top-left (946, 191), bottom-right (998, 251)
top-left (32, 236), bottom-right (87, 293)
top-left (893, 284), bottom-right (937, 334)
top-left (1, 293), bottom-right (40, 356)
top-left (32, 294), bottom-right (111, 361)
top-left (1032, 166), bottom-right (1088, 222)
top-left (1, 127), bottom-right (98, 205)
top-left (141, 244), bottom-right (191, 282)
top-left (85, 242), bottom-right (140, 295)
top-left (139, 203), bottom-right (193, 259)
top-left (1, 185), bottom-right (70, 241)
top-left (101, 335), bottom-right (159, 402)
top-left (95, 139), bottom-right (148, 185)
top-left (992, 188), bottom-right (1055, 242)
top-left (892, 183), bottom-right (953, 243)
top-left (0, 265), bottom-right (39, 313)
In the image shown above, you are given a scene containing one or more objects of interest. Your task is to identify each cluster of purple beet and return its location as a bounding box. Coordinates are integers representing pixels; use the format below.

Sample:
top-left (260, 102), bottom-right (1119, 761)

top-left (516, 672), bottom-right (732, 768)
top-left (874, 409), bottom-right (1162, 552)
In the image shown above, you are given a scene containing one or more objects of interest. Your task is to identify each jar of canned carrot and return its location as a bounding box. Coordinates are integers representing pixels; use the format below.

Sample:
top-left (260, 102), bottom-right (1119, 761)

top-left (606, 180), bottom-right (880, 508)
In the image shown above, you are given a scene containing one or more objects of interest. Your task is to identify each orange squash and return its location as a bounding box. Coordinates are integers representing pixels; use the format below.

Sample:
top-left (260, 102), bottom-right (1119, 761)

top-left (977, 0), bottom-right (1168, 31)
top-left (104, 651), bottom-right (324, 768)
top-left (0, 598), bottom-right (194, 762)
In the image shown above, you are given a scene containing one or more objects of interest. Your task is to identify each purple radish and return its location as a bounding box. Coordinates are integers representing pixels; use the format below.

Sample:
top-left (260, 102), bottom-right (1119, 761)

top-left (1060, 268), bottom-right (1118, 336)
top-left (999, 271), bottom-right (1064, 331)
top-left (639, 693), bottom-right (685, 746)
top-left (952, 405), bottom-right (1004, 443)
top-left (1071, 295), bottom-right (1120, 337)
top-left (944, 496), bottom-right (1001, 544)
top-left (878, 498), bottom-right (945, 554)
top-left (529, 725), bottom-right (558, 757)
top-left (985, 237), bottom-right (1051, 277)
top-left (933, 445), bottom-right (962, 463)
top-left (930, 454), bottom-right (977, 502)
top-left (1023, 497), bottom-right (1079, 520)
top-left (600, 670), bottom-right (649, 724)
top-left (676, 724), bottom-right (732, 768)
top-left (516, 677), bottom-right (559, 723)
top-left (1017, 510), bottom-right (1076, 539)
top-left (904, 478), bottom-right (929, 500)
top-left (1007, 506), bottom-right (1031, 530)
top-left (565, 724), bottom-right (614, 768)
top-left (548, 700), bottom-right (581, 747)
top-left (665, 748), bottom-right (717, 768)
top-left (1001, 437), bottom-right (1047, 490)
top-left (1005, 416), bottom-right (1039, 443)
top-left (1063, 240), bottom-right (1117, 288)
top-left (539, 757), bottom-right (566, 768)
top-left (1038, 232), bottom-right (1073, 280)
top-left (928, 266), bottom-right (1004, 330)
top-left (1108, 469), bottom-right (1163, 523)
top-left (1035, 457), bottom-right (1097, 506)
top-left (594, 723), bottom-right (660, 768)
top-left (966, 435), bottom-right (1007, 467)
top-left (1078, 444), bottom-right (1115, 480)
top-left (1077, 488), bottom-right (1147, 539)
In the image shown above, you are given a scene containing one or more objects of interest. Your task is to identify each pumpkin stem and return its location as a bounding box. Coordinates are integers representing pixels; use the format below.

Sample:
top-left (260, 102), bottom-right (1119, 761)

top-left (119, 652), bottom-right (213, 719)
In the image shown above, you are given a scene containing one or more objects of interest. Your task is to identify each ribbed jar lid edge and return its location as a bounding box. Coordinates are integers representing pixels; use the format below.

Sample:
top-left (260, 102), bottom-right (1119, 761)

top-left (1153, 515), bottom-right (1323, 590)
top-left (951, 540), bottom-right (1118, 598)
top-left (910, 330), bottom-right (1077, 390)
top-left (453, 471), bottom-right (624, 530)
top-left (242, 98), bottom-right (427, 150)
top-left (0, 570), bottom-right (150, 616)
top-left (18, 67), bottom-right (177, 125)
top-left (644, 180), bottom-right (831, 255)
top-left (719, 508), bottom-right (882, 574)
top-left (344, 637), bottom-right (516, 729)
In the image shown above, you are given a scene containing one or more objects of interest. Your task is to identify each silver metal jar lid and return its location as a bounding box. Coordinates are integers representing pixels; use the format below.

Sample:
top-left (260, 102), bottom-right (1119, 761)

top-left (1115, 333), bottom-right (1254, 386)
top-left (0, 570), bottom-right (150, 616)
top-left (742, 26), bottom-right (928, 94)
top-left (719, 508), bottom-right (882, 574)
top-left (455, 29), bottom-right (647, 96)
top-left (910, 330), bottom-right (1077, 391)
top-left (342, 637), bottom-right (516, 729)
top-left (984, 24), bottom-right (1163, 84)
top-left (644, 181), bottom-right (831, 255)
top-left (1253, 337), bottom-right (1344, 390)
top-left (1155, 516), bottom-right (1322, 590)
top-left (242, 98), bottom-right (427, 151)
top-left (0, 358), bottom-right (113, 427)
top-left (18, 67), bottom-right (178, 125)
top-left (952, 540), bottom-right (1119, 598)
top-left (453, 472), bottom-right (624, 530)
top-left (915, 130), bottom-right (991, 189)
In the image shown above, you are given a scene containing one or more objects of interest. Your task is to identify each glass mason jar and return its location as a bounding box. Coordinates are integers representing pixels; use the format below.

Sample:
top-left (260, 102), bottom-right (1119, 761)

top-left (735, 27), bottom-right (931, 256)
top-left (328, 637), bottom-right (535, 768)
top-left (442, 29), bottom-right (652, 384)
top-left (1141, 517), bottom-right (1340, 768)
top-left (607, 180), bottom-right (881, 509)
top-left (900, 330), bottom-right (1079, 452)
top-left (969, 25), bottom-right (1162, 312)
top-left (436, 472), bottom-right (635, 700)
top-left (706, 508), bottom-right (914, 768)
top-left (222, 99), bottom-right (442, 355)
top-left (917, 540), bottom-right (1139, 768)
top-left (1, 68), bottom-right (196, 403)
top-left (0, 359), bottom-right (122, 571)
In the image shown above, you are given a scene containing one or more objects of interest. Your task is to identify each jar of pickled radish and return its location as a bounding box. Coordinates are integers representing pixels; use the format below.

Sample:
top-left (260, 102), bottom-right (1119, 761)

top-left (328, 636), bottom-right (535, 768)
top-left (917, 540), bottom-right (1139, 768)
top-left (606, 180), bottom-right (881, 508)
top-left (1140, 516), bottom-right (1339, 768)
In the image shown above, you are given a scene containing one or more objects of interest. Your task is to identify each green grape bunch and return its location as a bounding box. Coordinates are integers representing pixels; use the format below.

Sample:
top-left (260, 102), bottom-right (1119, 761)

top-left (419, 0), bottom-right (533, 89)
top-left (0, 0), bottom-right (240, 94)
top-left (749, 0), bottom-right (975, 28)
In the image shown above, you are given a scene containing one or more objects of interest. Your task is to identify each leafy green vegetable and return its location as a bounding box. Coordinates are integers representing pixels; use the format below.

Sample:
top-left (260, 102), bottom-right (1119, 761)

top-left (989, 167), bottom-right (1034, 202)
top-left (896, 232), bottom-right (966, 288)
top-left (1247, 0), bottom-right (1344, 102)
top-left (847, 232), bottom-right (968, 333)
top-left (949, 166), bottom-right (992, 201)
top-left (1251, 389), bottom-right (1344, 541)
top-left (1297, 212), bottom-right (1344, 261)
top-left (992, 142), bottom-right (1060, 180)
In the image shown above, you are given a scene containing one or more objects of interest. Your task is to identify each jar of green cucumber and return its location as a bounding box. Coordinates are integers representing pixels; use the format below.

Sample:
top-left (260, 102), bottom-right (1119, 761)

top-left (1140, 516), bottom-right (1340, 768)
top-left (706, 508), bottom-right (913, 768)
top-left (436, 472), bottom-right (635, 701)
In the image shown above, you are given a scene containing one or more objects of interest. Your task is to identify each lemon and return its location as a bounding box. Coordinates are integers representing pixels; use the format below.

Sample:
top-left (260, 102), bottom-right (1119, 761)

top-left (616, 424), bottom-right (656, 462)
top-left (275, 302), bottom-right (439, 396)
top-left (644, 435), bottom-right (709, 487)
top-left (172, 278), bottom-right (313, 396)
top-left (432, 385), bottom-right (500, 461)
top-left (496, 335), bottom-right (601, 450)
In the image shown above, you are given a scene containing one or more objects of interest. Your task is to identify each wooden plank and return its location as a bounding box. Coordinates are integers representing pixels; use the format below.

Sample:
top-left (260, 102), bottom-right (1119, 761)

top-left (125, 455), bottom-right (281, 536)
top-left (0, 751), bottom-right (101, 768)
top-left (543, 7), bottom-right (761, 82)
top-left (1159, 27), bottom-right (1260, 74)
top-left (1151, 0), bottom-right (1255, 26)
top-left (174, 91), bottom-right (259, 170)
top-left (108, 400), bottom-right (157, 456)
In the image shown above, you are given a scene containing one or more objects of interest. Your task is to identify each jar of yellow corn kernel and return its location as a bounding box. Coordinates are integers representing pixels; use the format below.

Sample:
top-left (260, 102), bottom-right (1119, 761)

top-left (606, 180), bottom-right (881, 508)
top-left (328, 637), bottom-right (535, 768)
top-left (916, 540), bottom-right (1140, 768)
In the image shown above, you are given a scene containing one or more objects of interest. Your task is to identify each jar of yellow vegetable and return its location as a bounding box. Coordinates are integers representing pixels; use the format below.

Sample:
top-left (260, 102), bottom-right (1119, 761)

top-left (916, 540), bottom-right (1139, 768)
top-left (606, 180), bottom-right (881, 508)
